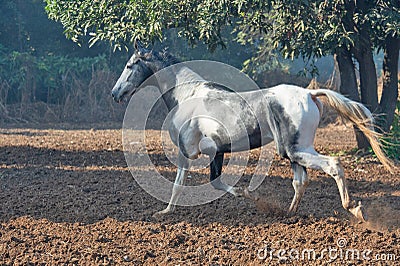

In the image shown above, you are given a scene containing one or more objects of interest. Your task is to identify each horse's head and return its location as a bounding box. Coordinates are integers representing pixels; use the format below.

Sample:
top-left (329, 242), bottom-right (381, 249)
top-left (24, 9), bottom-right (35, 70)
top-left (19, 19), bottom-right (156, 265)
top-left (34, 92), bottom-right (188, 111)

top-left (111, 41), bottom-right (155, 103)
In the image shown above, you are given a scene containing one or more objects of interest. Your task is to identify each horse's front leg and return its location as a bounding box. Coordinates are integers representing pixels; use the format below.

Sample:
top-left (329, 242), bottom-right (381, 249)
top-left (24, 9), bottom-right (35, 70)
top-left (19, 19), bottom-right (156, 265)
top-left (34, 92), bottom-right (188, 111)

top-left (153, 151), bottom-right (191, 217)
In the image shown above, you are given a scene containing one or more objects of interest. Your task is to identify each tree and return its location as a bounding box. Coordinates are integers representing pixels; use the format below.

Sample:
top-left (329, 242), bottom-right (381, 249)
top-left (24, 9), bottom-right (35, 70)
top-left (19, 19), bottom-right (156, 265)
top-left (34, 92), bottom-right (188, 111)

top-left (238, 0), bottom-right (399, 149)
top-left (44, 0), bottom-right (240, 51)
top-left (45, 0), bottom-right (399, 149)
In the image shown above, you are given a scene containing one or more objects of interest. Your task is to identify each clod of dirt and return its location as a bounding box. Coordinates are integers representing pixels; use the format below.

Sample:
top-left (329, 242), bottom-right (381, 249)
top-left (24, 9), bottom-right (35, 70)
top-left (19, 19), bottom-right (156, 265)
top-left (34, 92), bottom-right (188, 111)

top-left (254, 197), bottom-right (285, 216)
top-left (363, 201), bottom-right (400, 232)
top-left (243, 188), bottom-right (285, 216)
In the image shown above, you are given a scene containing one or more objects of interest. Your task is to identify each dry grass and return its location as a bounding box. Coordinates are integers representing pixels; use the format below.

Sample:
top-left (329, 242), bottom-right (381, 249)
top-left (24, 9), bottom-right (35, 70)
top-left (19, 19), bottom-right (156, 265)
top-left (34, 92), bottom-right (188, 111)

top-left (0, 70), bottom-right (125, 124)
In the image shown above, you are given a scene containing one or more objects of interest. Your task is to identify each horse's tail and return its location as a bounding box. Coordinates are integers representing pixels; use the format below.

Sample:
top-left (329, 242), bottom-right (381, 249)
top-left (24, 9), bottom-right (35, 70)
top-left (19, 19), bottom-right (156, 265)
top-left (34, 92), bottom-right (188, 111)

top-left (310, 89), bottom-right (395, 172)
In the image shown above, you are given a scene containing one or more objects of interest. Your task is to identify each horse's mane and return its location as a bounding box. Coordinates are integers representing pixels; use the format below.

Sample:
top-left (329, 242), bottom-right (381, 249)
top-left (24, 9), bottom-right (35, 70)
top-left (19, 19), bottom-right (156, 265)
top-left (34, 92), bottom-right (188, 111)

top-left (141, 48), bottom-right (180, 74)
top-left (153, 49), bottom-right (180, 68)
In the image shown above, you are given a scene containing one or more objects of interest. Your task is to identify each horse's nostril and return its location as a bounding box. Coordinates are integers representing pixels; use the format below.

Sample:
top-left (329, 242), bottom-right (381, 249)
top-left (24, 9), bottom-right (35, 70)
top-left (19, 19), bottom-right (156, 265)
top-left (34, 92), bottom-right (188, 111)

top-left (111, 89), bottom-right (121, 102)
top-left (111, 90), bottom-right (117, 98)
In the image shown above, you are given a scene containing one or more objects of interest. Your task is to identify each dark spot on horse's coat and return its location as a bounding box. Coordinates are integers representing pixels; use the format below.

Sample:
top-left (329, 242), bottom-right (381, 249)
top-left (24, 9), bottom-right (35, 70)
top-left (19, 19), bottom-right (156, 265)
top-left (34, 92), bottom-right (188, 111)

top-left (177, 123), bottom-right (191, 158)
top-left (267, 99), bottom-right (299, 159)
top-left (205, 82), bottom-right (235, 92)
top-left (161, 89), bottom-right (179, 111)
top-left (212, 128), bottom-right (231, 152)
top-left (291, 161), bottom-right (307, 176)
top-left (247, 126), bottom-right (262, 149)
top-left (203, 89), bottom-right (263, 153)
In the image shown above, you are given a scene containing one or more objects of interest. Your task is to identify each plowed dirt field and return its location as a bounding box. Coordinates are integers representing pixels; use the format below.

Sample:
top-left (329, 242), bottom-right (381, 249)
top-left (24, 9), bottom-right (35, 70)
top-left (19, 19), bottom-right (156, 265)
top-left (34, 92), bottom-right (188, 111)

top-left (0, 124), bottom-right (399, 265)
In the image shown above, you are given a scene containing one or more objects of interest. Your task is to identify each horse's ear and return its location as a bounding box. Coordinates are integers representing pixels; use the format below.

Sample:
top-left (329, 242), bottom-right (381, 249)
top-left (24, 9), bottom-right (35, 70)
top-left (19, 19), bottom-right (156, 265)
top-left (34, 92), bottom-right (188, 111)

top-left (133, 39), bottom-right (140, 50)
top-left (134, 39), bottom-right (146, 56)
top-left (144, 50), bottom-right (153, 59)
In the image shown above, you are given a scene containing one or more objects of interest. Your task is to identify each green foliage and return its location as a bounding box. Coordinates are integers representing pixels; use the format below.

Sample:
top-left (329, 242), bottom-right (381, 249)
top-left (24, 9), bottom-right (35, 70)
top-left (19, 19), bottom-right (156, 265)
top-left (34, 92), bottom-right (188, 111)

top-left (157, 28), bottom-right (253, 70)
top-left (235, 0), bottom-right (399, 78)
top-left (0, 0), bottom-right (132, 123)
top-left (44, 0), bottom-right (399, 67)
top-left (0, 46), bottom-right (109, 104)
top-left (382, 100), bottom-right (400, 161)
top-left (237, 29), bottom-right (289, 77)
top-left (44, 0), bottom-right (244, 51)
top-left (45, 0), bottom-right (395, 84)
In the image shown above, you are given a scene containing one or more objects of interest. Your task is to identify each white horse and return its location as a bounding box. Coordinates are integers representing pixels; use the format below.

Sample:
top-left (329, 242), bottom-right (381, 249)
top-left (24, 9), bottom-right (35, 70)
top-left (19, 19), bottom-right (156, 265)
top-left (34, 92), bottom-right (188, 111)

top-left (112, 41), bottom-right (394, 222)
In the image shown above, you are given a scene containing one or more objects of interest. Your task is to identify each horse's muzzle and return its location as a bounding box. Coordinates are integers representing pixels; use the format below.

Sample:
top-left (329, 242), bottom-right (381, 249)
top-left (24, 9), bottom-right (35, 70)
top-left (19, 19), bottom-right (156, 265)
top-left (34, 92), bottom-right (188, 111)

top-left (111, 89), bottom-right (120, 102)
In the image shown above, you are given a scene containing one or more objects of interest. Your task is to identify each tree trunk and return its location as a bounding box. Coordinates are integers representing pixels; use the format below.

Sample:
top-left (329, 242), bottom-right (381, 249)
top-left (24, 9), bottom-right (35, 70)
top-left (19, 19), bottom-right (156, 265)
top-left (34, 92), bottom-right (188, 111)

top-left (354, 50), bottom-right (379, 112)
top-left (378, 37), bottom-right (400, 132)
top-left (351, 0), bottom-right (379, 113)
top-left (335, 50), bottom-right (359, 101)
top-left (335, 48), bottom-right (370, 150)
top-left (351, 24), bottom-right (380, 150)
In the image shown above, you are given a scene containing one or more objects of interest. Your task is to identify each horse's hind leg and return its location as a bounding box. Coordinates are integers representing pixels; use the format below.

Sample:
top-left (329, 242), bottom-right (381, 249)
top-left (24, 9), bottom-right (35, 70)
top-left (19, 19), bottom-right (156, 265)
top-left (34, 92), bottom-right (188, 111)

top-left (293, 150), bottom-right (367, 222)
top-left (288, 162), bottom-right (309, 214)
top-left (153, 151), bottom-right (190, 217)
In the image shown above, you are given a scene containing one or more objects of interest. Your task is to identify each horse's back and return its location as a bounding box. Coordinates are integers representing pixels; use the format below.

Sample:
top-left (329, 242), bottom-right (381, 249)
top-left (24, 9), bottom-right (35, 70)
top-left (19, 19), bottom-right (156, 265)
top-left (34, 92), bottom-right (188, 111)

top-left (267, 84), bottom-right (320, 123)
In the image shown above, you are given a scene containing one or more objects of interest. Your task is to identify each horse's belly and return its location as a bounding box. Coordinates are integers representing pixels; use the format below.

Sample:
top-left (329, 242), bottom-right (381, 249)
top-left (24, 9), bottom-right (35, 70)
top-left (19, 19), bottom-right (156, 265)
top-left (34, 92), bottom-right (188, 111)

top-left (216, 129), bottom-right (273, 153)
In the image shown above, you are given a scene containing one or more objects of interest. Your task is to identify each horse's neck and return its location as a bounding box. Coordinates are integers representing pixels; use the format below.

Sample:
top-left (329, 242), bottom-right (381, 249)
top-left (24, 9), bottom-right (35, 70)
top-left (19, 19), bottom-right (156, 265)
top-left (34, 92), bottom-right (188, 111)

top-left (158, 66), bottom-right (206, 111)
top-left (175, 66), bottom-right (205, 85)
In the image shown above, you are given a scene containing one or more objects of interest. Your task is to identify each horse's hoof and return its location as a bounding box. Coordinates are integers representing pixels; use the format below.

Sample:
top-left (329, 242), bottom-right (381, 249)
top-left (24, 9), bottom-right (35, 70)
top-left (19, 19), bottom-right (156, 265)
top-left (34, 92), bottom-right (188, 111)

top-left (349, 201), bottom-right (368, 223)
top-left (243, 187), bottom-right (260, 201)
top-left (152, 208), bottom-right (172, 219)
top-left (287, 208), bottom-right (295, 216)
top-left (230, 186), bottom-right (245, 197)
top-left (243, 187), bottom-right (251, 199)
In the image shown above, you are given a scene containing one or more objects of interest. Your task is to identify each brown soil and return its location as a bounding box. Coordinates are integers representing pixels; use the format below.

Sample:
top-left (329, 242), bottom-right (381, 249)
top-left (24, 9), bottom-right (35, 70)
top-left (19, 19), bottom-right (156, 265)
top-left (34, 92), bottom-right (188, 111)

top-left (0, 123), bottom-right (399, 265)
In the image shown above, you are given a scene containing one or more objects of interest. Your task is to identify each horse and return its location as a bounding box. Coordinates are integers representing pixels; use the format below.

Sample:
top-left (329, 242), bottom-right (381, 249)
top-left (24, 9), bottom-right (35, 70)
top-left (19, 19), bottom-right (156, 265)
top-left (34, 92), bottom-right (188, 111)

top-left (112, 41), bottom-right (394, 222)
